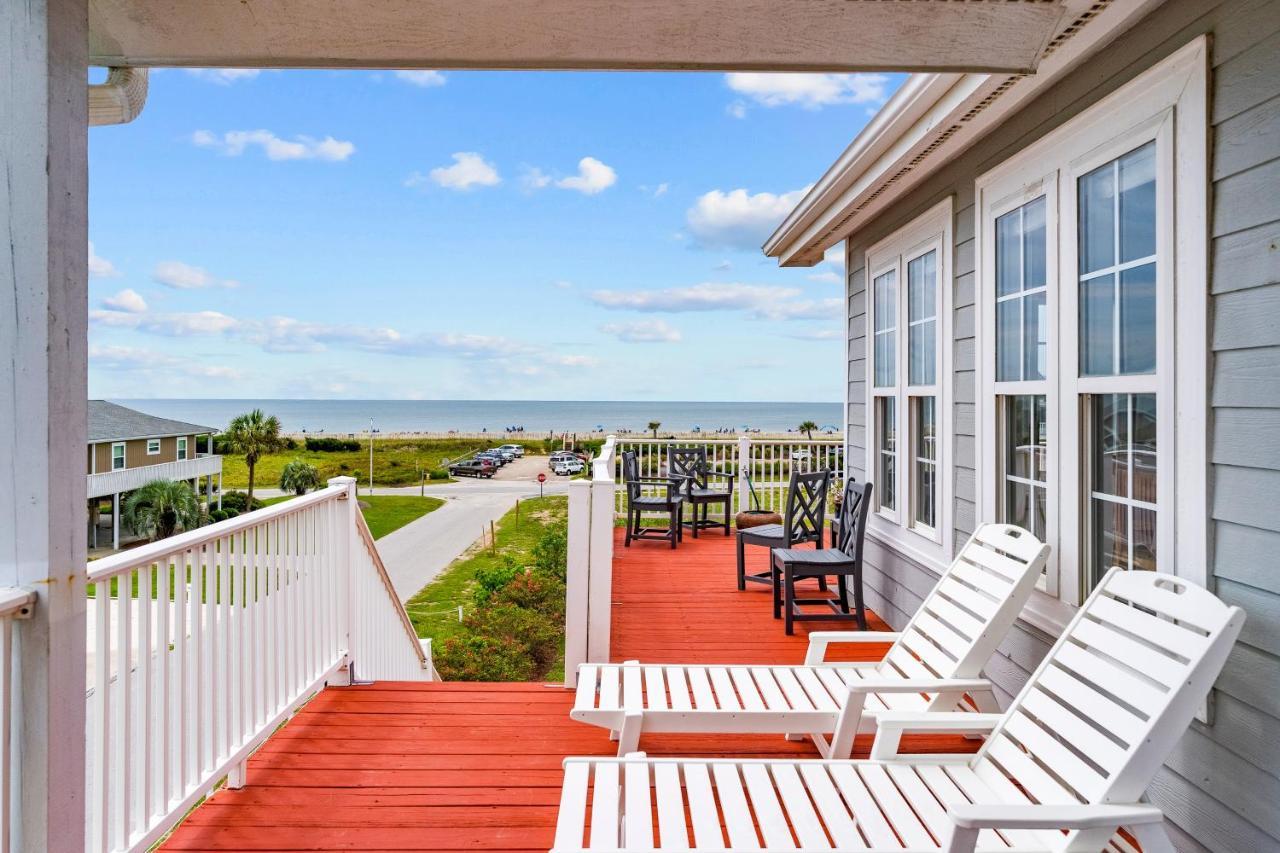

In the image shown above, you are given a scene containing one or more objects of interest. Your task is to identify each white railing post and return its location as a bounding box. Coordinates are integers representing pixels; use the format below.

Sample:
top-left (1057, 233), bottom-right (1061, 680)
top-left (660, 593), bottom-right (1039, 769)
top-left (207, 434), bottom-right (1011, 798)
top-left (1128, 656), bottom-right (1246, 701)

top-left (737, 435), bottom-right (752, 512)
top-left (564, 480), bottom-right (592, 688)
top-left (586, 449), bottom-right (615, 665)
top-left (328, 476), bottom-right (358, 685)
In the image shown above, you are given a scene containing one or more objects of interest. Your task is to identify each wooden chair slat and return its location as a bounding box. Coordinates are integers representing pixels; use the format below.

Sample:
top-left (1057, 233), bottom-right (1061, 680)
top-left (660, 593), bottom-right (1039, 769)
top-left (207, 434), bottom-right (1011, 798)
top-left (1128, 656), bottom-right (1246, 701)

top-left (971, 523), bottom-right (1046, 565)
top-left (1053, 643), bottom-right (1166, 717)
top-left (949, 559), bottom-right (1015, 601)
top-left (826, 765), bottom-right (900, 849)
top-left (944, 765), bottom-right (1050, 849)
top-left (643, 666), bottom-right (668, 711)
top-left (554, 761), bottom-right (590, 852)
top-left (858, 764), bottom-right (932, 849)
top-left (979, 735), bottom-right (1081, 806)
top-left (576, 665), bottom-right (599, 711)
top-left (797, 764), bottom-right (865, 851)
top-left (914, 764), bottom-right (1008, 850)
top-left (589, 762), bottom-right (621, 850)
top-left (623, 664), bottom-right (644, 711)
top-left (1037, 663), bottom-right (1146, 746)
top-left (1072, 617), bottom-right (1186, 690)
top-left (793, 666), bottom-right (840, 712)
top-left (687, 667), bottom-right (717, 710)
top-left (961, 537), bottom-right (1033, 582)
top-left (770, 763), bottom-right (832, 850)
top-left (772, 667), bottom-right (816, 712)
top-left (750, 667), bottom-right (790, 712)
top-left (709, 667), bottom-right (741, 711)
top-left (598, 666), bottom-right (620, 712)
top-left (1002, 712), bottom-right (1108, 802)
top-left (729, 666), bottom-right (765, 711)
top-left (682, 762), bottom-right (725, 850)
top-left (933, 577), bottom-right (999, 623)
top-left (624, 759), bottom-right (654, 849)
top-left (1020, 688), bottom-right (1128, 774)
top-left (666, 666), bottom-right (692, 712)
top-left (1087, 595), bottom-right (1207, 660)
top-left (653, 763), bottom-right (689, 850)
top-left (714, 763), bottom-right (764, 850)
top-left (741, 763), bottom-right (796, 850)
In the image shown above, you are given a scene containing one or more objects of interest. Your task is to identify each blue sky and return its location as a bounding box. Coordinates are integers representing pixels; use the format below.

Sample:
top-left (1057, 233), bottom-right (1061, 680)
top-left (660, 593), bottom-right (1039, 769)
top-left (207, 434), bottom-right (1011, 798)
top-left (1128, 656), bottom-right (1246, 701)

top-left (88, 68), bottom-right (899, 401)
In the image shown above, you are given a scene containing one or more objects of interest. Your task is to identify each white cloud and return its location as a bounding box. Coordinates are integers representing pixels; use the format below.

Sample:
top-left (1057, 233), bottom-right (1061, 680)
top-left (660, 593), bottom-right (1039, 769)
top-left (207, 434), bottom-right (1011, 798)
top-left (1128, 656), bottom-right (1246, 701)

top-left (652, 182), bottom-right (669, 198)
top-left (185, 68), bottom-right (263, 85)
top-left (725, 73), bottom-right (890, 110)
top-left (91, 308), bottom-right (241, 337)
top-left (807, 270), bottom-right (841, 284)
top-left (88, 242), bottom-right (121, 278)
top-left (726, 101), bottom-right (748, 119)
top-left (394, 70), bottom-right (446, 87)
top-left (101, 288), bottom-right (147, 313)
top-left (152, 261), bottom-right (239, 290)
top-left (787, 329), bottom-right (844, 341)
top-left (90, 344), bottom-right (245, 380)
top-left (192, 129), bottom-right (356, 162)
top-left (589, 282), bottom-right (840, 323)
top-left (556, 157), bottom-right (617, 195)
top-left (421, 152), bottom-right (501, 191)
top-left (685, 186), bottom-right (809, 251)
top-left (600, 320), bottom-right (682, 343)
top-left (553, 280), bottom-right (574, 290)
top-left (521, 166), bottom-right (552, 191)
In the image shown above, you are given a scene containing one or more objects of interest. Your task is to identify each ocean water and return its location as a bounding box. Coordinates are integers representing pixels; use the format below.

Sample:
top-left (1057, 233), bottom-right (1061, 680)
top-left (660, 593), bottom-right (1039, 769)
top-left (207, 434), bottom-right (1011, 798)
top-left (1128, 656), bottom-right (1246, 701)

top-left (113, 399), bottom-right (843, 436)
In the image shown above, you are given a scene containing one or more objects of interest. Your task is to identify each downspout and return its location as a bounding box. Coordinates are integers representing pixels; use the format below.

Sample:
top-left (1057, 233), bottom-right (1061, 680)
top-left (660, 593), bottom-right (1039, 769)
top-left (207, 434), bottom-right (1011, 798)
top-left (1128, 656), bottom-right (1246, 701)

top-left (88, 66), bottom-right (148, 126)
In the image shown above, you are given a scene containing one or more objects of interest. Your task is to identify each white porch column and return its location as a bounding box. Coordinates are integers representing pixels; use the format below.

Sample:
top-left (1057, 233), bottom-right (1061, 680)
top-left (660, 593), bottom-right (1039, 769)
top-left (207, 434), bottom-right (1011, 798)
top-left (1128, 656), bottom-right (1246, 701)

top-left (112, 494), bottom-right (120, 550)
top-left (0, 1), bottom-right (89, 850)
top-left (737, 435), bottom-right (752, 511)
top-left (217, 472), bottom-right (223, 510)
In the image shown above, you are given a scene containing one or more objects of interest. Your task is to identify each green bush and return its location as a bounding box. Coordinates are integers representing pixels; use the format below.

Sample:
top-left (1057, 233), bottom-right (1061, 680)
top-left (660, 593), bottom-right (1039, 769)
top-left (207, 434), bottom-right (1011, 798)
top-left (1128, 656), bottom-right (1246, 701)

top-left (304, 436), bottom-right (362, 452)
top-left (428, 468), bottom-right (450, 480)
top-left (531, 521), bottom-right (568, 581)
top-left (283, 436), bottom-right (298, 450)
top-left (434, 634), bottom-right (537, 681)
top-left (219, 491), bottom-right (264, 514)
top-left (473, 556), bottom-right (522, 606)
top-left (490, 570), bottom-right (565, 621)
top-left (464, 603), bottom-right (561, 671)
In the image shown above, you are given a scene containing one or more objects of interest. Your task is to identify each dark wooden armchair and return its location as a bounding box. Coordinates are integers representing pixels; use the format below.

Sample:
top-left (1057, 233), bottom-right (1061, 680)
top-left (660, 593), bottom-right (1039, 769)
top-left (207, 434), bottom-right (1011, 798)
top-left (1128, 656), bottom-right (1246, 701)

top-left (771, 476), bottom-right (873, 634)
top-left (735, 468), bottom-right (831, 589)
top-left (668, 445), bottom-right (735, 537)
top-left (621, 450), bottom-right (684, 549)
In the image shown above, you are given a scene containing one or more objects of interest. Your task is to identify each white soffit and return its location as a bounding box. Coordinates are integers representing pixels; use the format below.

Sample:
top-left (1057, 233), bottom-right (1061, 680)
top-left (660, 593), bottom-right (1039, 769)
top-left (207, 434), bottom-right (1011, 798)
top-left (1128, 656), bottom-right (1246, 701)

top-left (89, 0), bottom-right (1069, 72)
top-left (766, 0), bottom-right (1170, 267)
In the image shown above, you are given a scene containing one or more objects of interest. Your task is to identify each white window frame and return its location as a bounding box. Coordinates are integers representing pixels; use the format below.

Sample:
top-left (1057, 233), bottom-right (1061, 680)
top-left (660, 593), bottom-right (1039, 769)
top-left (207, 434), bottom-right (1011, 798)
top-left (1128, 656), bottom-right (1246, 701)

top-left (111, 442), bottom-right (126, 471)
top-left (976, 38), bottom-right (1208, 625)
top-left (176, 436), bottom-right (188, 461)
top-left (146, 438), bottom-right (161, 455)
top-left (865, 197), bottom-right (954, 566)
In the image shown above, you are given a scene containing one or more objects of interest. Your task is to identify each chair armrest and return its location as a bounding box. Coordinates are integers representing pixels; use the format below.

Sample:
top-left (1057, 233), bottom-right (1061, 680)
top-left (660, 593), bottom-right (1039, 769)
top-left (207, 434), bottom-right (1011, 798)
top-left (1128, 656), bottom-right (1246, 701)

top-left (704, 468), bottom-right (736, 480)
top-left (847, 678), bottom-right (992, 696)
top-left (952, 803), bottom-right (1165, 831)
top-left (868, 711), bottom-right (1002, 760)
top-left (804, 631), bottom-right (899, 664)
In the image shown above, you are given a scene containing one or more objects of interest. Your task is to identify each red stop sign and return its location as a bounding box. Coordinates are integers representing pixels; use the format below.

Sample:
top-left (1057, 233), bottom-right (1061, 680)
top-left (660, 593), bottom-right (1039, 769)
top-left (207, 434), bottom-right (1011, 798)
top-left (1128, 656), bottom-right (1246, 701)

top-left (537, 473), bottom-right (547, 483)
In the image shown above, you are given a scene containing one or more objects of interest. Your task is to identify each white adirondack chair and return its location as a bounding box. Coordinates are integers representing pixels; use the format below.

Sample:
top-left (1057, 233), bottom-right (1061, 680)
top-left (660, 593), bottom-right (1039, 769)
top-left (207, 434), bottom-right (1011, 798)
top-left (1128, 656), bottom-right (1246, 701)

top-left (573, 523), bottom-right (1050, 757)
top-left (553, 568), bottom-right (1246, 853)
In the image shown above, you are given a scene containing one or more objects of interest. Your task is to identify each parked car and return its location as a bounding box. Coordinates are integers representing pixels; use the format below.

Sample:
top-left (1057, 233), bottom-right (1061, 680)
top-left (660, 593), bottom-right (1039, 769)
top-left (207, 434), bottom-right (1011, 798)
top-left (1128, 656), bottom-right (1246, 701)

top-left (549, 450), bottom-right (578, 468)
top-left (476, 450), bottom-right (506, 466)
top-left (790, 448), bottom-right (811, 462)
top-left (498, 443), bottom-right (524, 458)
top-left (493, 447), bottom-right (516, 462)
top-left (449, 459), bottom-right (495, 479)
top-left (553, 457), bottom-right (585, 476)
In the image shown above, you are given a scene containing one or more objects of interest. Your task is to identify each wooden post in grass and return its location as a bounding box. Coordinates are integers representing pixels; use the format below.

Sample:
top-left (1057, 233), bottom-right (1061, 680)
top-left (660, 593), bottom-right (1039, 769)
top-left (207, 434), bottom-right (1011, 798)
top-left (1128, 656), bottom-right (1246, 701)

top-left (490, 520), bottom-right (497, 554)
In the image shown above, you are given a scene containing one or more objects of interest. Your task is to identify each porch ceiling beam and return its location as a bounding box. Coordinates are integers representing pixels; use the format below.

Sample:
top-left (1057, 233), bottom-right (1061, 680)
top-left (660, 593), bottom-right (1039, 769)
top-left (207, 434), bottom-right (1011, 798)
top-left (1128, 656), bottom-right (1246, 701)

top-left (89, 0), bottom-right (1069, 73)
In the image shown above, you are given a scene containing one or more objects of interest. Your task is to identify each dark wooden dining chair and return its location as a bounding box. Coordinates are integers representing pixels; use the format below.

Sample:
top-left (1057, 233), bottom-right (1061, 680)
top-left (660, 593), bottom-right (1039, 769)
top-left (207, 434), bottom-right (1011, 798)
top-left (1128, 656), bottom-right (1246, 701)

top-left (771, 476), bottom-right (873, 634)
top-left (621, 450), bottom-right (684, 549)
top-left (735, 468), bottom-right (831, 589)
top-left (668, 446), bottom-right (735, 537)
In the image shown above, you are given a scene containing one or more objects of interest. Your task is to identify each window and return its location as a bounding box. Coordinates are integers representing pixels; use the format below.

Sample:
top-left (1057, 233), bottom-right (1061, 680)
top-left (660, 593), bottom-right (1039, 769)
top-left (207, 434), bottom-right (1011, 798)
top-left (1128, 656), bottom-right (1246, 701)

top-left (865, 198), bottom-right (952, 559)
top-left (147, 438), bottom-right (161, 455)
top-left (176, 437), bottom-right (188, 460)
top-left (977, 39), bottom-right (1208, 610)
top-left (111, 442), bottom-right (125, 470)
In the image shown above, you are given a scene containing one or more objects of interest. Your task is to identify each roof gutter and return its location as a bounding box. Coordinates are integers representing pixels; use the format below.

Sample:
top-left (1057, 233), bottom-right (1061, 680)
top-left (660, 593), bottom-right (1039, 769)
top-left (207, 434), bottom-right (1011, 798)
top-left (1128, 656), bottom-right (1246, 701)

top-left (89, 66), bottom-right (149, 126)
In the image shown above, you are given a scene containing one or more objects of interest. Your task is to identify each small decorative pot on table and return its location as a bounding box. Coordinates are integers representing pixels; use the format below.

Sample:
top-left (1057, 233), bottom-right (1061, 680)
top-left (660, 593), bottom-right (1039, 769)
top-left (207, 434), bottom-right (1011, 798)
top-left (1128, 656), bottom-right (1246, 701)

top-left (735, 509), bottom-right (782, 530)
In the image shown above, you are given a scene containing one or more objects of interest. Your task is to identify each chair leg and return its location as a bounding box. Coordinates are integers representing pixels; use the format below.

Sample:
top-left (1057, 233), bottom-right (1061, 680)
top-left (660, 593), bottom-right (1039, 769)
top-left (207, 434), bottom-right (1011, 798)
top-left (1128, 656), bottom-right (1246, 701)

top-left (692, 502), bottom-right (699, 538)
top-left (784, 566), bottom-right (797, 635)
top-left (669, 505), bottom-right (678, 549)
top-left (853, 563), bottom-right (867, 630)
top-left (723, 499), bottom-right (731, 536)
top-left (837, 575), bottom-right (850, 614)
top-left (736, 535), bottom-right (746, 591)
top-left (817, 572), bottom-right (829, 592)
top-left (624, 508), bottom-right (633, 547)
top-left (772, 560), bottom-right (782, 620)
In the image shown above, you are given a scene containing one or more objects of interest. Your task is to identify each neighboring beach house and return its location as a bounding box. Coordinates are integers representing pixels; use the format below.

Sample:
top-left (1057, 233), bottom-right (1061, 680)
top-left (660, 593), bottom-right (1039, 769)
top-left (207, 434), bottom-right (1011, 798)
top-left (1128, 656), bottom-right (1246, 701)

top-left (87, 400), bottom-right (222, 549)
top-left (765, 1), bottom-right (1279, 849)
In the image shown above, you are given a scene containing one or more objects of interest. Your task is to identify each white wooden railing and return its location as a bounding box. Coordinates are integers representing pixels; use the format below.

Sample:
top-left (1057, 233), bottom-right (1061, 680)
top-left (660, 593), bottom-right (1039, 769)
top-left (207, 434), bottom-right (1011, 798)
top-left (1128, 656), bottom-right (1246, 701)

top-left (612, 436), bottom-right (844, 515)
top-left (564, 436), bottom-right (616, 688)
top-left (0, 589), bottom-right (34, 853)
top-left (83, 475), bottom-right (430, 853)
top-left (87, 454), bottom-right (222, 500)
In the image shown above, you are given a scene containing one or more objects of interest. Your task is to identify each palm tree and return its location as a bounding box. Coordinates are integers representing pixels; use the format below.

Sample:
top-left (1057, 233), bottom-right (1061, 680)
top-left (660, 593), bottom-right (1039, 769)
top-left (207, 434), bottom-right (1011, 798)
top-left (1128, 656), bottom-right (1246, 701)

top-left (226, 408), bottom-right (284, 507)
top-left (280, 458), bottom-right (322, 496)
top-left (647, 421), bottom-right (661, 438)
top-left (123, 479), bottom-right (202, 542)
top-left (798, 420), bottom-right (819, 440)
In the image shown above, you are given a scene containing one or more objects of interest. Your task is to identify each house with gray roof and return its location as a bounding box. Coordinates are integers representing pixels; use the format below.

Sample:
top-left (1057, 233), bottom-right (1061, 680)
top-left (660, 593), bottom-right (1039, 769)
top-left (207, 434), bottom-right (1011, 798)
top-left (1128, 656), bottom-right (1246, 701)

top-left (88, 400), bottom-right (222, 549)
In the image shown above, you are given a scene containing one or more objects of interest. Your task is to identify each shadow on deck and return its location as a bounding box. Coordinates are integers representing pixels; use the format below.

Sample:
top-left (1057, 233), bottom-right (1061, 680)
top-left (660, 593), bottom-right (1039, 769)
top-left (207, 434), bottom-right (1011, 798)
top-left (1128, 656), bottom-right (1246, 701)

top-left (161, 529), bottom-right (958, 851)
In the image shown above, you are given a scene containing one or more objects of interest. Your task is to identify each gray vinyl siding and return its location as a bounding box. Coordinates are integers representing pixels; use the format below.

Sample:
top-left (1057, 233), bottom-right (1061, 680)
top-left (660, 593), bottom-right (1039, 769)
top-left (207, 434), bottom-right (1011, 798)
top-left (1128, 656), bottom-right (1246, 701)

top-left (841, 0), bottom-right (1280, 850)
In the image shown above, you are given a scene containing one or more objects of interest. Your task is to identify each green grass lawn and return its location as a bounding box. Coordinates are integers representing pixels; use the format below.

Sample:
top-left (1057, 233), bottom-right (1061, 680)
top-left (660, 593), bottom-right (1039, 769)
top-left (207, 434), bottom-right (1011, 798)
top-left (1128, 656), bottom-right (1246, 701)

top-left (405, 495), bottom-right (567, 661)
top-left (220, 437), bottom-right (547, 489)
top-left (263, 493), bottom-right (444, 539)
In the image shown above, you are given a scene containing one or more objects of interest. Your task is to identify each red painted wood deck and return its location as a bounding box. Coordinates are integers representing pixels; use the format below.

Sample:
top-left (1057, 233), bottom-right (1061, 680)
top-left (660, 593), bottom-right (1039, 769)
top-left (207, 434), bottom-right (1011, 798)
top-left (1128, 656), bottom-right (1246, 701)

top-left (161, 529), bottom-right (967, 852)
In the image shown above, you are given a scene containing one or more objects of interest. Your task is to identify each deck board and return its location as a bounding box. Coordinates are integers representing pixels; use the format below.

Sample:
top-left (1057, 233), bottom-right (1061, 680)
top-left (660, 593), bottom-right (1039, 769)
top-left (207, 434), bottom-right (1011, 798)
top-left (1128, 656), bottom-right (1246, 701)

top-left (162, 528), bottom-right (967, 852)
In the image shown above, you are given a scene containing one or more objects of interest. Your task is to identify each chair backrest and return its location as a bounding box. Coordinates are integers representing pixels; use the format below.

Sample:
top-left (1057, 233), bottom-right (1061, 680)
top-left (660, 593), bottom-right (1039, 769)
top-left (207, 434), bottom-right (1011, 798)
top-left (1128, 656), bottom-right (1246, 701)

top-left (875, 523), bottom-right (1049, 685)
top-left (621, 450), bottom-right (641, 502)
top-left (668, 445), bottom-right (707, 489)
top-left (780, 469), bottom-right (832, 546)
top-left (833, 477), bottom-right (872, 559)
top-left (969, 568), bottom-right (1244, 849)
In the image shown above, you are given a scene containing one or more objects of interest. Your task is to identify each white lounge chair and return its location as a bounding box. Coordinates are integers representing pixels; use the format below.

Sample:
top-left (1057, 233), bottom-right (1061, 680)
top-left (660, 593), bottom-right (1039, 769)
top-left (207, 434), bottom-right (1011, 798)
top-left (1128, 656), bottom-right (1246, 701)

top-left (572, 523), bottom-right (1050, 757)
top-left (554, 567), bottom-right (1245, 852)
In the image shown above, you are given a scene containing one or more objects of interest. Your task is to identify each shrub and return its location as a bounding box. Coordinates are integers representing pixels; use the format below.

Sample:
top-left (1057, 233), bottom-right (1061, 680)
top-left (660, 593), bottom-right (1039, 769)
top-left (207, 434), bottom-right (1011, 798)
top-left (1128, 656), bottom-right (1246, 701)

top-left (464, 604), bottom-right (561, 671)
top-left (219, 490), bottom-right (264, 514)
top-left (531, 521), bottom-right (568, 581)
top-left (490, 570), bottom-right (565, 621)
top-left (207, 509), bottom-right (230, 523)
top-left (279, 458), bottom-right (322, 495)
top-left (283, 436), bottom-right (299, 450)
top-left (304, 437), bottom-right (361, 452)
top-left (434, 634), bottom-right (536, 681)
top-left (428, 468), bottom-right (450, 480)
top-left (473, 556), bottom-right (521, 606)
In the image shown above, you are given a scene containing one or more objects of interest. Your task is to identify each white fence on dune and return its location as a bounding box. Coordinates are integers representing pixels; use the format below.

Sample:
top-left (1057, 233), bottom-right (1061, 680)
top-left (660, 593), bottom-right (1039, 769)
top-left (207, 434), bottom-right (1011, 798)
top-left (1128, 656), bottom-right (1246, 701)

top-left (82, 475), bottom-right (431, 853)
